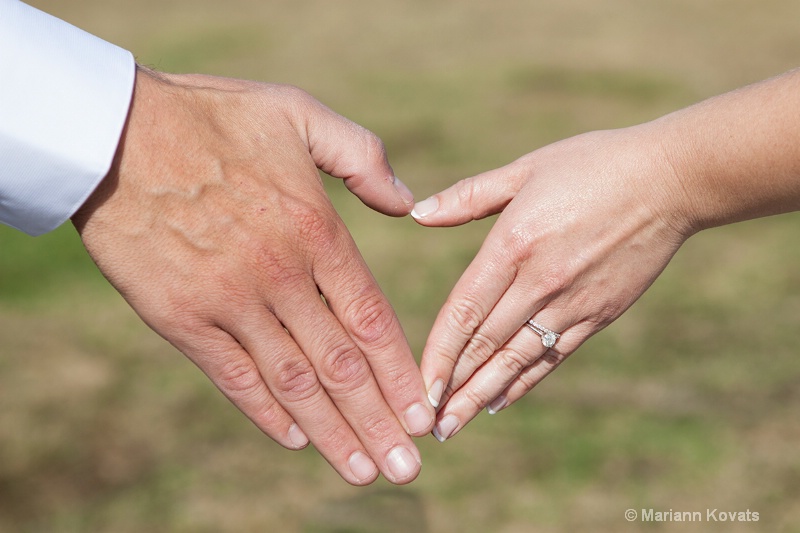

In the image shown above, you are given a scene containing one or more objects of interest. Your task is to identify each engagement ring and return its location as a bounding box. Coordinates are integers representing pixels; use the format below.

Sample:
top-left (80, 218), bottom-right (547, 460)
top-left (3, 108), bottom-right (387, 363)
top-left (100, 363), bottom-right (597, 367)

top-left (526, 319), bottom-right (561, 349)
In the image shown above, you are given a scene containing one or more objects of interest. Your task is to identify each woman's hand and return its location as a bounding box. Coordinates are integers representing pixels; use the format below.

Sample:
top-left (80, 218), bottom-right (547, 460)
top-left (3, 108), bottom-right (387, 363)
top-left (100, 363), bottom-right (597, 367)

top-left (411, 126), bottom-right (690, 441)
top-left (412, 70), bottom-right (800, 442)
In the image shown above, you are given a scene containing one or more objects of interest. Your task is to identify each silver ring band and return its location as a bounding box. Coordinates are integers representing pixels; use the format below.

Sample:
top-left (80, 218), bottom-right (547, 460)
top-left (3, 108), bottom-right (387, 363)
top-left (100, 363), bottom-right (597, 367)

top-left (526, 319), bottom-right (561, 349)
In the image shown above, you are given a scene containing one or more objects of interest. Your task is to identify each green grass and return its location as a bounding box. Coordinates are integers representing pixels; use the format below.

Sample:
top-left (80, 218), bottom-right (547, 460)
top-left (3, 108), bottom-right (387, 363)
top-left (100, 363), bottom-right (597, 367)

top-left (3, 0), bottom-right (800, 531)
top-left (0, 225), bottom-right (102, 305)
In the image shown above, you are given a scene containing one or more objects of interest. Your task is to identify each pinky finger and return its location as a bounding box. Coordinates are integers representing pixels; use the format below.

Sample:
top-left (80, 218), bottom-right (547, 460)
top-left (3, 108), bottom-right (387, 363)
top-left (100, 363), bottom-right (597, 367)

top-left (486, 349), bottom-right (570, 414)
top-left (178, 327), bottom-right (309, 451)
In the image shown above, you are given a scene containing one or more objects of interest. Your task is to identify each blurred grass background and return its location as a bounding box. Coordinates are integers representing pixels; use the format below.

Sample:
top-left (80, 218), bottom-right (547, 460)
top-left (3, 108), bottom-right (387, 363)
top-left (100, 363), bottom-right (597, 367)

top-left (2, 0), bottom-right (800, 531)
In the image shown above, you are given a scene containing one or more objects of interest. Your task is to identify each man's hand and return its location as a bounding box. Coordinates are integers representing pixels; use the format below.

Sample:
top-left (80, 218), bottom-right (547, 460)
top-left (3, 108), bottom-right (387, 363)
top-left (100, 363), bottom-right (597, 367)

top-left (72, 67), bottom-right (434, 485)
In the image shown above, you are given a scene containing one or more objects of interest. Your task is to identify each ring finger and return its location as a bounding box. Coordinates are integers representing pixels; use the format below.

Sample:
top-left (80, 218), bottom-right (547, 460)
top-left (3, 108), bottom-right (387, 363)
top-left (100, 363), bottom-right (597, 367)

top-left (432, 275), bottom-right (555, 409)
top-left (226, 310), bottom-right (382, 485)
top-left (277, 283), bottom-right (423, 484)
top-left (432, 312), bottom-right (575, 442)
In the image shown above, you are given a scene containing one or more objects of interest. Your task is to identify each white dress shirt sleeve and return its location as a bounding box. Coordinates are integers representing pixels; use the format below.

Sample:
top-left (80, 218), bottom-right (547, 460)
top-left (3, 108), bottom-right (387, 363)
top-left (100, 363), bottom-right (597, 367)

top-left (0, 0), bottom-right (135, 236)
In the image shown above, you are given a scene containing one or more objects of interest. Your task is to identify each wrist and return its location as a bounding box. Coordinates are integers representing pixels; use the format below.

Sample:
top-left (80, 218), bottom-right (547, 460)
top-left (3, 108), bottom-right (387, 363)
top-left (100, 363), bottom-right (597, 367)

top-left (72, 65), bottom-right (172, 233)
top-left (641, 71), bottom-right (800, 235)
top-left (595, 122), bottom-right (699, 246)
top-left (636, 119), bottom-right (707, 239)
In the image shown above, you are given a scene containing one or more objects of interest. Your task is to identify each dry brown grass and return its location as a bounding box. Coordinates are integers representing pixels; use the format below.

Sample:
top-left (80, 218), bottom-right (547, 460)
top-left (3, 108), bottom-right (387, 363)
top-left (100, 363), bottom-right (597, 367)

top-left (3, 0), bottom-right (800, 531)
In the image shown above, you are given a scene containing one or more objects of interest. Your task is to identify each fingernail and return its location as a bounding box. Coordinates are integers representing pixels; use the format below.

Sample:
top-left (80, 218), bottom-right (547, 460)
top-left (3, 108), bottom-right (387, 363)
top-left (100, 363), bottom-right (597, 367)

top-left (386, 446), bottom-right (420, 481)
top-left (432, 414), bottom-right (459, 443)
top-left (487, 395), bottom-right (507, 415)
top-left (404, 403), bottom-right (433, 435)
top-left (427, 379), bottom-right (445, 409)
top-left (288, 423), bottom-right (309, 448)
top-left (393, 176), bottom-right (415, 206)
top-left (411, 196), bottom-right (438, 219)
top-left (349, 451), bottom-right (378, 483)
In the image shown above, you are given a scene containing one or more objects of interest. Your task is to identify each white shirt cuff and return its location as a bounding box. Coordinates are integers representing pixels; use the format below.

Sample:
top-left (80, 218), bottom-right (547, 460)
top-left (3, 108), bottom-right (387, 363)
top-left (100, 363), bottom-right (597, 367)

top-left (0, 0), bottom-right (136, 236)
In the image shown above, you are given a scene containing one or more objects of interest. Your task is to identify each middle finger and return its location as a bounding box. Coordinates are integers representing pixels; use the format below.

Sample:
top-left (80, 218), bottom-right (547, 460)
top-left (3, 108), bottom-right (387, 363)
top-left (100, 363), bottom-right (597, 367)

top-left (275, 280), bottom-right (422, 485)
top-left (433, 307), bottom-right (580, 441)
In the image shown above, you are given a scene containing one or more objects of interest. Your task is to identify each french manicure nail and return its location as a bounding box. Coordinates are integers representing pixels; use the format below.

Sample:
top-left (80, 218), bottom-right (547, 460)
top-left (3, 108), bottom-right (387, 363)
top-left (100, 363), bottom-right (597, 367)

top-left (427, 379), bottom-right (445, 409)
top-left (349, 451), bottom-right (378, 483)
top-left (432, 414), bottom-right (459, 443)
top-left (393, 176), bottom-right (415, 206)
top-left (487, 395), bottom-right (507, 415)
top-left (411, 196), bottom-right (438, 219)
top-left (288, 423), bottom-right (309, 448)
top-left (404, 402), bottom-right (434, 435)
top-left (386, 446), bottom-right (420, 481)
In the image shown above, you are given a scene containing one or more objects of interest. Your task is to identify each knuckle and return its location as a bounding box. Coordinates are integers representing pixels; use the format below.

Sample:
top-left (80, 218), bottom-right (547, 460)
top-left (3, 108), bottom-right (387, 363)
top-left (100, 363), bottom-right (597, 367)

top-left (454, 177), bottom-right (476, 207)
top-left (319, 339), bottom-right (370, 389)
top-left (272, 358), bottom-right (321, 402)
top-left (359, 413), bottom-right (398, 447)
top-left (216, 357), bottom-right (264, 396)
top-left (507, 222), bottom-right (536, 264)
top-left (287, 84), bottom-right (312, 101)
top-left (497, 345), bottom-right (533, 376)
top-left (280, 84), bottom-right (316, 109)
top-left (323, 424), bottom-right (353, 455)
top-left (252, 396), bottom-right (286, 430)
top-left (461, 385), bottom-right (491, 412)
top-left (346, 291), bottom-right (396, 346)
top-left (213, 358), bottom-right (292, 435)
top-left (286, 200), bottom-right (341, 253)
top-left (383, 363), bottom-right (418, 397)
top-left (460, 331), bottom-right (497, 366)
top-left (362, 130), bottom-right (388, 164)
top-left (446, 295), bottom-right (485, 337)
top-left (540, 350), bottom-right (568, 368)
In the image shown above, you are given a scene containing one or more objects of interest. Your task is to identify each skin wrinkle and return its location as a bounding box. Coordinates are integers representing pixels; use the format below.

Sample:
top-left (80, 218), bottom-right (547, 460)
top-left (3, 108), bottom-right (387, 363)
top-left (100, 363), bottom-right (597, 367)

top-left (343, 286), bottom-right (396, 346)
top-left (410, 71), bottom-right (800, 442)
top-left (318, 340), bottom-right (371, 391)
top-left (271, 357), bottom-right (322, 403)
top-left (434, 251), bottom-right (520, 404)
top-left (73, 67), bottom-right (432, 484)
top-left (419, 128), bottom-right (688, 435)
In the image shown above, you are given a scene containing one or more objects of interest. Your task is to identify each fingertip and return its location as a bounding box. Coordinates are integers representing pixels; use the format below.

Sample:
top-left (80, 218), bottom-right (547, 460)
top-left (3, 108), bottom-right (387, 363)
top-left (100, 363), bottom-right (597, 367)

top-left (393, 176), bottom-right (415, 209)
top-left (348, 451), bottom-right (380, 485)
top-left (385, 445), bottom-right (422, 485)
top-left (486, 394), bottom-right (508, 415)
top-left (410, 196), bottom-right (439, 222)
top-left (403, 402), bottom-right (435, 436)
top-left (426, 378), bottom-right (445, 409)
top-left (432, 413), bottom-right (460, 443)
top-left (287, 423), bottom-right (310, 449)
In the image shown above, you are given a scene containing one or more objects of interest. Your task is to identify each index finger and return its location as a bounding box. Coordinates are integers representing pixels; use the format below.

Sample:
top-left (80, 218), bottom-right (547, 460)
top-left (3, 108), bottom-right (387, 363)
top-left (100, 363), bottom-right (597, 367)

top-left (419, 228), bottom-right (519, 408)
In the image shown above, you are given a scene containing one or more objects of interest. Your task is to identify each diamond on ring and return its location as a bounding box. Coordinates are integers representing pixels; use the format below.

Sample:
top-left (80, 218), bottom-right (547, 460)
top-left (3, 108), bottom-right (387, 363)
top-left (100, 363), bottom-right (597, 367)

top-left (526, 320), bottom-right (561, 349)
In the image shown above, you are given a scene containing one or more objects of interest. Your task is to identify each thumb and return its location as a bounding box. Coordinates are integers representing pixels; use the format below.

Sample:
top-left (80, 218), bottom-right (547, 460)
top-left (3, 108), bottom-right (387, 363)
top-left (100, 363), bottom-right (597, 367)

top-left (410, 165), bottom-right (523, 227)
top-left (303, 101), bottom-right (413, 217)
